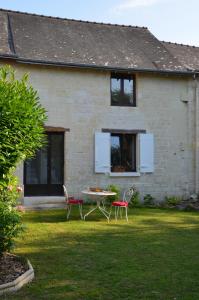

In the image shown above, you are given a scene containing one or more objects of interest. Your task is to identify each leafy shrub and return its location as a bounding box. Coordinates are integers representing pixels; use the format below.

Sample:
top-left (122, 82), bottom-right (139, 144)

top-left (164, 196), bottom-right (182, 207)
top-left (143, 194), bottom-right (155, 207)
top-left (0, 201), bottom-right (24, 255)
top-left (0, 66), bottom-right (47, 187)
top-left (0, 174), bottom-right (21, 206)
top-left (0, 66), bottom-right (47, 255)
top-left (106, 184), bottom-right (120, 205)
top-left (129, 187), bottom-right (142, 207)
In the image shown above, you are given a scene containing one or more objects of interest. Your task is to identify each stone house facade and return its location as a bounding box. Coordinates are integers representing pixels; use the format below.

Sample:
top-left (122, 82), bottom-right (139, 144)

top-left (0, 9), bottom-right (199, 205)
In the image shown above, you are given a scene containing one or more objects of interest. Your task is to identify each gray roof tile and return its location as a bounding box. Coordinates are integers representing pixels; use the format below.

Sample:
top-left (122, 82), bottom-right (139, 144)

top-left (0, 9), bottom-right (195, 73)
top-left (162, 41), bottom-right (199, 71)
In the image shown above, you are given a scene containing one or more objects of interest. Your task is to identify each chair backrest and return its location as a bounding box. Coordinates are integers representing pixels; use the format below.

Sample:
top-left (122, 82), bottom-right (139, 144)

top-left (123, 187), bottom-right (134, 203)
top-left (63, 185), bottom-right (69, 201)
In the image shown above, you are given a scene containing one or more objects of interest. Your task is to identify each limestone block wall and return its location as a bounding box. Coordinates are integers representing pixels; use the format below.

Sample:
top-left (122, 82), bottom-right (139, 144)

top-left (9, 62), bottom-right (195, 201)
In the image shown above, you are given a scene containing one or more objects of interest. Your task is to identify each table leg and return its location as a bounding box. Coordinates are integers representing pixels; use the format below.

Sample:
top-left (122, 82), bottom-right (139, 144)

top-left (98, 206), bottom-right (110, 222)
top-left (84, 206), bottom-right (98, 220)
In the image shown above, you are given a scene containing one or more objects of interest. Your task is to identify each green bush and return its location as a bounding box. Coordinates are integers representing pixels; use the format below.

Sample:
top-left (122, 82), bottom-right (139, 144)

top-left (0, 201), bottom-right (24, 254)
top-left (164, 196), bottom-right (182, 207)
top-left (143, 194), bottom-right (155, 207)
top-left (0, 66), bottom-right (47, 255)
top-left (0, 66), bottom-right (47, 188)
top-left (129, 187), bottom-right (142, 207)
top-left (106, 184), bottom-right (120, 205)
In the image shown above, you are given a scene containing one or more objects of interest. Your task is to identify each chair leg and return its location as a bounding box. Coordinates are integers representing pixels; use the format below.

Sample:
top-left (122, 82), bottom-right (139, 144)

top-left (120, 207), bottom-right (123, 219)
top-left (125, 207), bottom-right (128, 222)
top-left (109, 205), bottom-right (112, 220)
top-left (115, 206), bottom-right (120, 221)
top-left (67, 204), bottom-right (71, 220)
top-left (79, 204), bottom-right (83, 220)
top-left (115, 206), bottom-right (117, 220)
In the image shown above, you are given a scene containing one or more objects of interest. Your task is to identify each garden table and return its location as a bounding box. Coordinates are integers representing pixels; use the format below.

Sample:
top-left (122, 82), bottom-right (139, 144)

top-left (81, 190), bottom-right (116, 221)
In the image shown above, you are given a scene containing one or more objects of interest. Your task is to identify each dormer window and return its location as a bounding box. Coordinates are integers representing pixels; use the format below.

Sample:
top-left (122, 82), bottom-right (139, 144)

top-left (111, 74), bottom-right (136, 106)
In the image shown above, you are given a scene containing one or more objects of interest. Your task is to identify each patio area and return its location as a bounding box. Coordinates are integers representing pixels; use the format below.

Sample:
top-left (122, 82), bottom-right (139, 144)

top-left (4, 207), bottom-right (199, 300)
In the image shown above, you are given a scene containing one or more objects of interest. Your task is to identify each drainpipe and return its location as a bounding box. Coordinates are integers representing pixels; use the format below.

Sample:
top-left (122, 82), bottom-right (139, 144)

top-left (194, 75), bottom-right (199, 194)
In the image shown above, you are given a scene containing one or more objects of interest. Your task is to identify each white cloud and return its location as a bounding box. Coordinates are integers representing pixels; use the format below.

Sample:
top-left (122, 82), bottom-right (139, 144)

top-left (113, 0), bottom-right (164, 13)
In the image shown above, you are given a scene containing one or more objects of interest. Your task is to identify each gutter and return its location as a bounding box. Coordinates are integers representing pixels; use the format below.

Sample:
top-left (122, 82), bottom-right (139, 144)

top-left (0, 54), bottom-right (195, 76)
top-left (0, 53), bottom-right (18, 59)
top-left (0, 53), bottom-right (199, 76)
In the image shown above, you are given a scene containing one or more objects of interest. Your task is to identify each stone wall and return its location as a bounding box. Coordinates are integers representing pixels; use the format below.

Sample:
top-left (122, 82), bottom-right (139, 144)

top-left (7, 62), bottom-right (196, 201)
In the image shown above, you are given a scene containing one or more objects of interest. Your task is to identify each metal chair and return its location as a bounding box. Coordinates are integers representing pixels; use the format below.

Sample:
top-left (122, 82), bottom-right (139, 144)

top-left (110, 187), bottom-right (134, 222)
top-left (63, 185), bottom-right (83, 220)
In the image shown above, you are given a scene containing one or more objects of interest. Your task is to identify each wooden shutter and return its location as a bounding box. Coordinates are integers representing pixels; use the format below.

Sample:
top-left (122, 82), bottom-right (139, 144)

top-left (140, 133), bottom-right (154, 173)
top-left (95, 132), bottom-right (111, 173)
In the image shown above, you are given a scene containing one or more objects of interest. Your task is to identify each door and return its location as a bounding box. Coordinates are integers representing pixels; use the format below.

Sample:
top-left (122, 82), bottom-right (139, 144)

top-left (24, 132), bottom-right (64, 196)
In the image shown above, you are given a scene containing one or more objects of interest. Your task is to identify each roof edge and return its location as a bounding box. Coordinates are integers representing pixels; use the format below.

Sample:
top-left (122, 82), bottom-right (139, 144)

top-left (10, 56), bottom-right (197, 76)
top-left (0, 8), bottom-right (148, 30)
top-left (162, 40), bottom-right (199, 49)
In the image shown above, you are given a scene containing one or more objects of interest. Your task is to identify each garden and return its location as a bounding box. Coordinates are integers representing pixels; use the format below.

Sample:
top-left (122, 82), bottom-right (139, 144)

top-left (1, 65), bottom-right (199, 299)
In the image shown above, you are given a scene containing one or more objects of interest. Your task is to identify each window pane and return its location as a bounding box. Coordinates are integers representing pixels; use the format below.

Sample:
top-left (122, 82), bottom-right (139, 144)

top-left (111, 78), bottom-right (121, 105)
top-left (51, 134), bottom-right (64, 184)
top-left (124, 78), bottom-right (134, 105)
top-left (25, 147), bottom-right (48, 184)
top-left (111, 135), bottom-right (122, 171)
top-left (111, 134), bottom-right (136, 172)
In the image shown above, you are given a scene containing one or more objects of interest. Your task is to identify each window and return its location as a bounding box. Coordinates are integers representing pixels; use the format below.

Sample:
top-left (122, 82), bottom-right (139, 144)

top-left (95, 132), bottom-right (154, 175)
top-left (111, 133), bottom-right (136, 172)
top-left (111, 74), bottom-right (136, 106)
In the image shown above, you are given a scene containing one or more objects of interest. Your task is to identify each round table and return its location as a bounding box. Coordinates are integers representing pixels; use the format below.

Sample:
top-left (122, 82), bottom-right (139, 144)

top-left (81, 190), bottom-right (116, 221)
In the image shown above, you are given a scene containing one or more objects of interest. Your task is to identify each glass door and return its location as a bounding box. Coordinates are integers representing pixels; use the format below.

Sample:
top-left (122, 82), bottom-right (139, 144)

top-left (24, 132), bottom-right (64, 196)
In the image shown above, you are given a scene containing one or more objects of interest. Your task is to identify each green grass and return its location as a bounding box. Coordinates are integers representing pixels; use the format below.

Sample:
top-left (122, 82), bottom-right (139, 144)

top-left (3, 207), bottom-right (199, 300)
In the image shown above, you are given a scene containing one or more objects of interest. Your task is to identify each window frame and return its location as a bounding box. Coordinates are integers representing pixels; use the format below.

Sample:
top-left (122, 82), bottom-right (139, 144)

top-left (110, 73), bottom-right (136, 107)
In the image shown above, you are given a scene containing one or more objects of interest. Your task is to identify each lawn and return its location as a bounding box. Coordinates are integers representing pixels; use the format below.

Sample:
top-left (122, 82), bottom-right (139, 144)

top-left (3, 207), bottom-right (199, 300)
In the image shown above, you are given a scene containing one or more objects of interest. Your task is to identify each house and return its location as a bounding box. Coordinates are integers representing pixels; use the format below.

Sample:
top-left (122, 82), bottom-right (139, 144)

top-left (0, 8), bottom-right (199, 206)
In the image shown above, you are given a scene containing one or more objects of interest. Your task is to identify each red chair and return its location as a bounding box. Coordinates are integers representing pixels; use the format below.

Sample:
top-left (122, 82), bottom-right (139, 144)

top-left (63, 185), bottom-right (83, 220)
top-left (111, 187), bottom-right (134, 222)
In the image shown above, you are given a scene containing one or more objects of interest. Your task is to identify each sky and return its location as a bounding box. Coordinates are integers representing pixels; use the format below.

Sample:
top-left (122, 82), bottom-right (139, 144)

top-left (0, 0), bottom-right (198, 46)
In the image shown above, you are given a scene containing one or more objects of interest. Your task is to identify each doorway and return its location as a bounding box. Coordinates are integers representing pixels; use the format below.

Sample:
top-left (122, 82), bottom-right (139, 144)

top-left (24, 132), bottom-right (64, 196)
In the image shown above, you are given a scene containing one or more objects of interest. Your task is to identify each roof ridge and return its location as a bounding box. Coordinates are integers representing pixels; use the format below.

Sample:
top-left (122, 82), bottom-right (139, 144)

top-left (0, 8), bottom-right (148, 30)
top-left (162, 40), bottom-right (198, 49)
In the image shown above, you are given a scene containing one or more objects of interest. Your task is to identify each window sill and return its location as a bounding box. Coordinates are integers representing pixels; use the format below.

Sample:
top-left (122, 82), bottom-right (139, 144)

top-left (109, 172), bottom-right (140, 177)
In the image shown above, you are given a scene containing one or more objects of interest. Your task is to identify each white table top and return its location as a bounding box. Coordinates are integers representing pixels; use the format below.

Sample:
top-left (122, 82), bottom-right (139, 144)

top-left (81, 190), bottom-right (116, 196)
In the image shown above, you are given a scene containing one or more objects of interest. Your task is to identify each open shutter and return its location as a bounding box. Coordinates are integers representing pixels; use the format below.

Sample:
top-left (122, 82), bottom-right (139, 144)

top-left (140, 133), bottom-right (154, 173)
top-left (95, 132), bottom-right (111, 173)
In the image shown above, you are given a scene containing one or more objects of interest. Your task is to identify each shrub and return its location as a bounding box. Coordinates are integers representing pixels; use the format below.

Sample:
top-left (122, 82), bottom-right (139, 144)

top-left (164, 196), bottom-right (182, 207)
top-left (0, 66), bottom-right (47, 188)
top-left (143, 194), bottom-right (155, 207)
top-left (0, 66), bottom-right (47, 255)
top-left (0, 201), bottom-right (24, 255)
top-left (106, 184), bottom-right (120, 205)
top-left (129, 187), bottom-right (142, 207)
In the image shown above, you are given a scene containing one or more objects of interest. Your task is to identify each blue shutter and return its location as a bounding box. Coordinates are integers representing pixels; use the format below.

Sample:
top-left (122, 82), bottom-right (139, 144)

top-left (95, 132), bottom-right (111, 173)
top-left (140, 133), bottom-right (154, 173)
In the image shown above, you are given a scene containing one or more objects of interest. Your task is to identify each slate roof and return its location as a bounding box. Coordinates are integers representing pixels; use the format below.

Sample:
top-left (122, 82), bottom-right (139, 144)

top-left (0, 8), bottom-right (196, 74)
top-left (162, 41), bottom-right (199, 71)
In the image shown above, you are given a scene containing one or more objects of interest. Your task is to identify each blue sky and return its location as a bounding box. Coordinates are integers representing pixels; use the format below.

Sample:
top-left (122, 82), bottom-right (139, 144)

top-left (0, 0), bottom-right (198, 46)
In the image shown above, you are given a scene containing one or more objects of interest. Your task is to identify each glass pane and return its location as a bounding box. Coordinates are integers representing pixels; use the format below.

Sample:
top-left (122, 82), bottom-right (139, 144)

top-left (111, 134), bottom-right (136, 172)
top-left (111, 135), bottom-right (122, 172)
top-left (122, 134), bottom-right (133, 172)
top-left (25, 147), bottom-right (48, 184)
top-left (124, 78), bottom-right (134, 105)
top-left (111, 78), bottom-right (121, 104)
top-left (50, 134), bottom-right (64, 184)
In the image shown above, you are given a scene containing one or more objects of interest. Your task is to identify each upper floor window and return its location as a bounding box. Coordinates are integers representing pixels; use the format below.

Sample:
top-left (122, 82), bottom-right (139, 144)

top-left (111, 74), bottom-right (136, 106)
